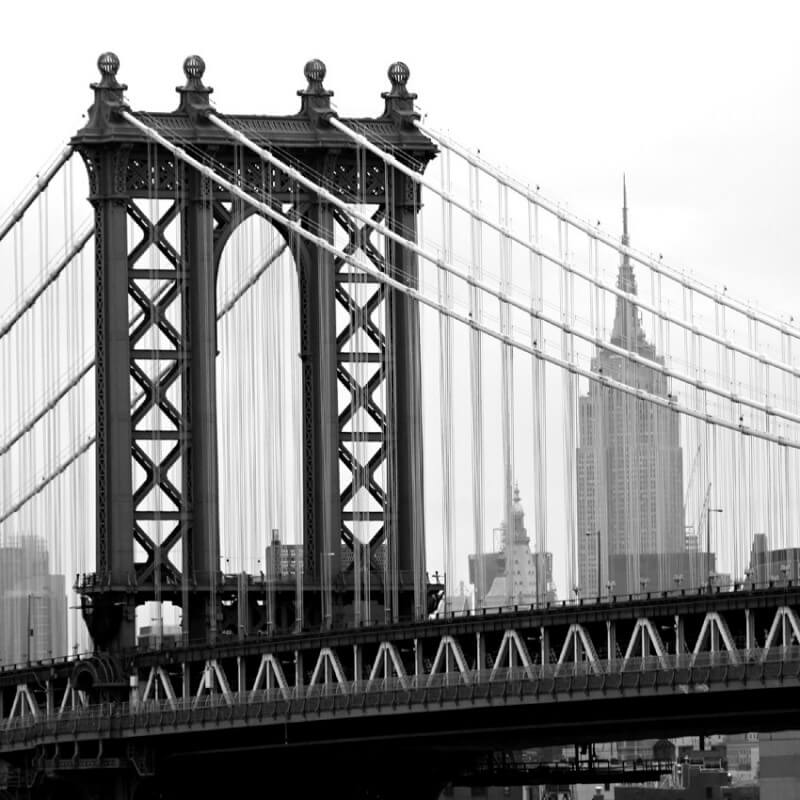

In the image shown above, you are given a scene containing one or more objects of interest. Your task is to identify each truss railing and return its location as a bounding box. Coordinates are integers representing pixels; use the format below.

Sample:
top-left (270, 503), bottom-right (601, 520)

top-left (1, 647), bottom-right (797, 741)
top-left (0, 578), bottom-right (794, 677)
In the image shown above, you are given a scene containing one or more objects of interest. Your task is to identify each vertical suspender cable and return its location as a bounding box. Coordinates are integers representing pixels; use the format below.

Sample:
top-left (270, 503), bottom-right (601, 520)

top-left (438, 149), bottom-right (455, 615)
top-left (528, 199), bottom-right (545, 605)
top-left (559, 217), bottom-right (577, 597)
top-left (470, 163), bottom-right (486, 609)
top-left (498, 182), bottom-right (515, 606)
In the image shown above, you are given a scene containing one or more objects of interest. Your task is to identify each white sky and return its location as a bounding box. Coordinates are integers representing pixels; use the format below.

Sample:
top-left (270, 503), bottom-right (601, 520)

top-left (2, 1), bottom-right (798, 309)
top-left (1, 0), bottom-right (799, 602)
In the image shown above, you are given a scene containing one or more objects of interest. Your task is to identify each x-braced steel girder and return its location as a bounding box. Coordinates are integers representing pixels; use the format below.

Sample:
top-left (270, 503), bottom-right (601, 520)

top-left (333, 205), bottom-right (390, 569)
top-left (127, 197), bottom-right (189, 591)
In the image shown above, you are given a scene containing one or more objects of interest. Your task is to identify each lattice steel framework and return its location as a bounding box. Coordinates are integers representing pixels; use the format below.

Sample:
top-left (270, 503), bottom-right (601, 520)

top-left (73, 54), bottom-right (436, 651)
top-left (333, 207), bottom-right (389, 569)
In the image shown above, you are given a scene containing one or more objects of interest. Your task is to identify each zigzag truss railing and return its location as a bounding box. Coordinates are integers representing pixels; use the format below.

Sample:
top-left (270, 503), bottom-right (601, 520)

top-left (3, 604), bottom-right (800, 732)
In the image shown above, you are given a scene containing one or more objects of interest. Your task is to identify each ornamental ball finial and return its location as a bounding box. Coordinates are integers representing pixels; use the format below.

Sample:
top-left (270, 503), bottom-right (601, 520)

top-left (388, 61), bottom-right (410, 88)
top-left (183, 55), bottom-right (206, 80)
top-left (97, 52), bottom-right (120, 78)
top-left (304, 59), bottom-right (327, 84)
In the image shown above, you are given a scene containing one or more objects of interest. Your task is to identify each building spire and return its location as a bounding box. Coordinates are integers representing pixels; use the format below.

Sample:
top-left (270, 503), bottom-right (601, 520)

top-left (622, 173), bottom-right (629, 248)
top-left (616, 173), bottom-right (636, 294)
top-left (611, 174), bottom-right (644, 350)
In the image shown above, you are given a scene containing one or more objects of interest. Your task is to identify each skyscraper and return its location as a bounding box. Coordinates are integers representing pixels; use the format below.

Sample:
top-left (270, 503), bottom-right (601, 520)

top-left (576, 180), bottom-right (686, 596)
top-left (0, 535), bottom-right (67, 665)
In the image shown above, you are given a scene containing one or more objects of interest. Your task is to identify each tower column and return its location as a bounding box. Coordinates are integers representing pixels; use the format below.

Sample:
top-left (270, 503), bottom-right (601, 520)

top-left (296, 200), bottom-right (341, 626)
top-left (385, 180), bottom-right (426, 621)
top-left (184, 169), bottom-right (221, 642)
top-left (80, 55), bottom-right (137, 651)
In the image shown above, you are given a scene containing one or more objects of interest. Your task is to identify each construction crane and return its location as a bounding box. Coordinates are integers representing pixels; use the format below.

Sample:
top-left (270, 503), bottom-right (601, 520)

top-left (682, 444), bottom-right (703, 543)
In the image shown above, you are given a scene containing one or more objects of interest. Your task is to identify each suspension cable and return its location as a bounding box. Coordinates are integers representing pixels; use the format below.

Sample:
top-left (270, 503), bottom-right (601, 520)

top-left (120, 108), bottom-right (800, 450)
top-left (217, 243), bottom-right (288, 319)
top-left (0, 239), bottom-right (288, 523)
top-left (0, 145), bottom-right (74, 245)
top-left (0, 358), bottom-right (93, 458)
top-left (330, 116), bottom-right (800, 379)
top-left (0, 223), bottom-right (92, 341)
top-left (206, 113), bottom-right (800, 428)
top-left (0, 437), bottom-right (95, 525)
top-left (415, 121), bottom-right (800, 343)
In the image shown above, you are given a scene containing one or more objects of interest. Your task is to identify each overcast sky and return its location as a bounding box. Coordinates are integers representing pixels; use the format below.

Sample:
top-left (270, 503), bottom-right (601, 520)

top-left (2, 0), bottom-right (799, 318)
top-left (1, 1), bottom-right (799, 601)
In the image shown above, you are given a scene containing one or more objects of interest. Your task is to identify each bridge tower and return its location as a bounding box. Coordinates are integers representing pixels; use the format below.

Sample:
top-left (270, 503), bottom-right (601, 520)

top-left (73, 53), bottom-right (436, 652)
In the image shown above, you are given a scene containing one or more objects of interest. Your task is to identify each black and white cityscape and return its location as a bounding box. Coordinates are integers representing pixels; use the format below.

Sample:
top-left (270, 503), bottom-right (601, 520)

top-left (0, 4), bottom-right (799, 799)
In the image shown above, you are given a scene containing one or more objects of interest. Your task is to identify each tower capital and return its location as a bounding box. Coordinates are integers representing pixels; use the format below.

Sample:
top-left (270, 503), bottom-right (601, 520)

top-left (297, 59), bottom-right (336, 125)
top-left (84, 52), bottom-right (129, 131)
top-left (382, 62), bottom-right (419, 129)
top-left (176, 55), bottom-right (213, 121)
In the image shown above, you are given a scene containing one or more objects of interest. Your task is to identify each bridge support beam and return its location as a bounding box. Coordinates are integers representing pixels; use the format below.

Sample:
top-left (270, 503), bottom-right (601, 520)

top-left (745, 608), bottom-right (755, 650)
top-left (83, 143), bottom-right (136, 651)
top-left (184, 169), bottom-right (221, 644)
top-left (385, 188), bottom-right (426, 622)
top-left (540, 626), bottom-right (550, 666)
top-left (606, 620), bottom-right (616, 660)
top-left (675, 614), bottom-right (685, 655)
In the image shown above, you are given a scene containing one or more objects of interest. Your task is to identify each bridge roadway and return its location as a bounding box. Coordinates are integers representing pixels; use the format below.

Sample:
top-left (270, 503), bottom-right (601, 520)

top-left (1, 584), bottom-right (799, 798)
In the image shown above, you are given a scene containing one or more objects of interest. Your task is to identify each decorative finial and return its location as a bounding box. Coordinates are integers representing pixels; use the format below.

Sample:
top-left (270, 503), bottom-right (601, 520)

top-left (97, 52), bottom-right (120, 78)
top-left (93, 52), bottom-right (124, 91)
top-left (176, 55), bottom-right (212, 120)
top-left (84, 52), bottom-right (127, 131)
top-left (513, 482), bottom-right (521, 503)
top-left (381, 61), bottom-right (418, 128)
top-left (183, 55), bottom-right (206, 81)
top-left (387, 62), bottom-right (410, 94)
top-left (303, 59), bottom-right (327, 92)
top-left (297, 59), bottom-right (334, 124)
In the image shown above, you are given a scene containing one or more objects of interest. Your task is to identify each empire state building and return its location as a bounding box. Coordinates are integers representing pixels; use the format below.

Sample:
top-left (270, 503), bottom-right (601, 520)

top-left (576, 180), bottom-right (686, 597)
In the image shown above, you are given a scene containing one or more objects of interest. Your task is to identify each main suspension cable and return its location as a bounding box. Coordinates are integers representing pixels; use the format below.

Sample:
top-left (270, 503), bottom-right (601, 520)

top-left (120, 108), bottom-right (800, 450)
top-left (415, 121), bottom-right (800, 343)
top-left (330, 116), bottom-right (800, 379)
top-left (0, 223), bottom-right (93, 342)
top-left (0, 145), bottom-right (75, 245)
top-left (0, 239), bottom-right (288, 523)
top-left (206, 113), bottom-right (800, 428)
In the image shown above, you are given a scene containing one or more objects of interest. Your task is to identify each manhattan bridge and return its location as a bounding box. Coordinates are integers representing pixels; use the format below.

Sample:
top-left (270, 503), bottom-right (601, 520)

top-left (0, 53), bottom-right (798, 798)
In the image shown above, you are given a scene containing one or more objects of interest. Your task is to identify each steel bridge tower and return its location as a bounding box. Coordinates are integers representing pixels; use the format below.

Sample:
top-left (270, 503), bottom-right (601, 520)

top-left (73, 53), bottom-right (437, 652)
